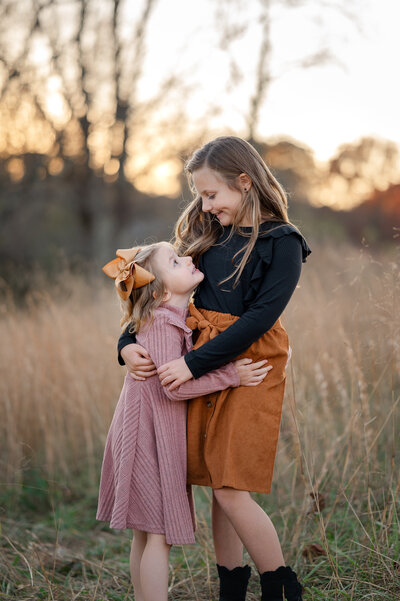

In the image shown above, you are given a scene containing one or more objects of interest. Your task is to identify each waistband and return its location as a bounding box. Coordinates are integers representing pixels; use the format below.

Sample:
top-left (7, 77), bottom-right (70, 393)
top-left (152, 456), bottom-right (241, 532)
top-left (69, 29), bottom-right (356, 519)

top-left (186, 303), bottom-right (242, 351)
top-left (186, 303), bottom-right (238, 336)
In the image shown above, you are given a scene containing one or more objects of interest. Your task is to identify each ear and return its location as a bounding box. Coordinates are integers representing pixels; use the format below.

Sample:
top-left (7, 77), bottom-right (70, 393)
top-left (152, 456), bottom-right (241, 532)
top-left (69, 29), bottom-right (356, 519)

top-left (153, 289), bottom-right (171, 301)
top-left (238, 172), bottom-right (252, 192)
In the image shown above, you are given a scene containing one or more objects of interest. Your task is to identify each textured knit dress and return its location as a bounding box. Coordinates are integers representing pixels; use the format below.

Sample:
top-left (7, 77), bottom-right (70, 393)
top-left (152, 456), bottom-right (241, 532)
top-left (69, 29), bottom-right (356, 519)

top-left (96, 304), bottom-right (239, 545)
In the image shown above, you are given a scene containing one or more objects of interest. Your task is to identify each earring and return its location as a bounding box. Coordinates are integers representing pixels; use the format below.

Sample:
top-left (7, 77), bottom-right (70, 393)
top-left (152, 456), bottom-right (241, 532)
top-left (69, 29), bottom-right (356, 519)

top-left (244, 188), bottom-right (248, 192)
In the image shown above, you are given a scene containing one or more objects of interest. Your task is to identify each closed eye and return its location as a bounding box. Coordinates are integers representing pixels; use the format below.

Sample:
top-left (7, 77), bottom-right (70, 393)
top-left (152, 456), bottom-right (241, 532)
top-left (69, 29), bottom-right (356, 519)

top-left (201, 193), bottom-right (216, 201)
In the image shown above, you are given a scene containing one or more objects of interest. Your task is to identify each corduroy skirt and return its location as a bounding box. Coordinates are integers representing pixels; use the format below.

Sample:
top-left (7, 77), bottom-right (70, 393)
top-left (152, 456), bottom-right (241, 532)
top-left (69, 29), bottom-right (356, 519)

top-left (186, 304), bottom-right (289, 494)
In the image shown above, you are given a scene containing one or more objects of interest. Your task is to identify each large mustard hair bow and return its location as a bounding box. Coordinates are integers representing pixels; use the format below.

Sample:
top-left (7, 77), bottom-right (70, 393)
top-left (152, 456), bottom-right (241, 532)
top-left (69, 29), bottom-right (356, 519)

top-left (102, 248), bottom-right (155, 300)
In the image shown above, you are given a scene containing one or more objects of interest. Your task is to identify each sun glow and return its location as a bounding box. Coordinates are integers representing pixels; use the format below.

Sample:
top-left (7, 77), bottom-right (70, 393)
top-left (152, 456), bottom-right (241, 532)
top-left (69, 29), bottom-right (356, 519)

top-left (1, 0), bottom-right (400, 211)
top-left (133, 160), bottom-right (182, 198)
top-left (43, 76), bottom-right (71, 127)
top-left (44, 93), bottom-right (70, 126)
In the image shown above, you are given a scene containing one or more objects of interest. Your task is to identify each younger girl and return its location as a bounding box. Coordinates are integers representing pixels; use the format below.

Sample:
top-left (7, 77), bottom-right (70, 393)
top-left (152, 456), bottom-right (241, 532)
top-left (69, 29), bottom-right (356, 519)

top-left (119, 137), bottom-right (311, 601)
top-left (96, 242), bottom-right (270, 601)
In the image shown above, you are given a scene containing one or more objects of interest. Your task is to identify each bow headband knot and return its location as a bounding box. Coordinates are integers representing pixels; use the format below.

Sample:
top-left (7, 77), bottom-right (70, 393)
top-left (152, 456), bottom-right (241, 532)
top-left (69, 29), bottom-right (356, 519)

top-left (102, 247), bottom-right (155, 300)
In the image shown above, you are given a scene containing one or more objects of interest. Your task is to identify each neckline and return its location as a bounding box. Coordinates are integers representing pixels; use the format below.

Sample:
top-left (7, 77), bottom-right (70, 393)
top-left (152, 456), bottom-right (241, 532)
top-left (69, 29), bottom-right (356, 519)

top-left (157, 304), bottom-right (189, 318)
top-left (238, 220), bottom-right (276, 231)
top-left (223, 220), bottom-right (281, 232)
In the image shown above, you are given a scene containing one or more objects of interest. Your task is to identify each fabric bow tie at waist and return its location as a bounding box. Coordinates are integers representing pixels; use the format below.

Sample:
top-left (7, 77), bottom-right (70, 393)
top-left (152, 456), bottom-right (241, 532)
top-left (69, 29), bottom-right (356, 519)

top-left (186, 303), bottom-right (239, 343)
top-left (102, 247), bottom-right (155, 300)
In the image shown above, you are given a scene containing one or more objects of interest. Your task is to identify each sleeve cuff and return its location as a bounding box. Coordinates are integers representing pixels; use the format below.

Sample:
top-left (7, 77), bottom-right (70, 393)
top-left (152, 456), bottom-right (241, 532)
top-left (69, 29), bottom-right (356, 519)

top-left (184, 351), bottom-right (202, 379)
top-left (227, 362), bottom-right (240, 387)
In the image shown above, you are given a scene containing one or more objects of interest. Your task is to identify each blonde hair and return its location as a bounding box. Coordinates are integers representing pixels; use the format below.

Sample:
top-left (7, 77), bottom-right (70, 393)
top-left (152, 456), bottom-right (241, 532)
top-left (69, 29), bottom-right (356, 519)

top-left (120, 242), bottom-right (166, 333)
top-left (174, 136), bottom-right (293, 288)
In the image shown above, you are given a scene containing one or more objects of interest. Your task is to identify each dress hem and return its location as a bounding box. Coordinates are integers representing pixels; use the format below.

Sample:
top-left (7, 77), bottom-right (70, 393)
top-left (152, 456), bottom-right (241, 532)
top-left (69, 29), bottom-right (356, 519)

top-left (96, 516), bottom-right (195, 545)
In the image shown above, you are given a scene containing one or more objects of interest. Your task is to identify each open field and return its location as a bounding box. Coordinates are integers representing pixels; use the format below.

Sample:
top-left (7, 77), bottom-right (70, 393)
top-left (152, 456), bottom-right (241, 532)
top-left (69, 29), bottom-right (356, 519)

top-left (0, 242), bottom-right (399, 600)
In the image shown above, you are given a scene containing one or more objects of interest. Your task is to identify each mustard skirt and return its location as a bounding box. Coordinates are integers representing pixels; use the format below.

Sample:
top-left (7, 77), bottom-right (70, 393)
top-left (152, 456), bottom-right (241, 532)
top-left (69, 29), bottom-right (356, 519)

top-left (186, 303), bottom-right (289, 494)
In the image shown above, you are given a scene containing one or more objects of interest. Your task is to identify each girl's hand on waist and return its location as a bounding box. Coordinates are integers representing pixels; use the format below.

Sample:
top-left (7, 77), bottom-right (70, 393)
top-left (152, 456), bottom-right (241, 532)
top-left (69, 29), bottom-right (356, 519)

top-left (234, 358), bottom-right (272, 387)
top-left (158, 356), bottom-right (193, 391)
top-left (121, 343), bottom-right (157, 381)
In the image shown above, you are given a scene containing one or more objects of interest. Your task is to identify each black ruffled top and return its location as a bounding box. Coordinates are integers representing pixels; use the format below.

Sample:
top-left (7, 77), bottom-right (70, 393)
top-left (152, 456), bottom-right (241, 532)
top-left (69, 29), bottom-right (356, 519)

top-left (184, 221), bottom-right (311, 378)
top-left (117, 221), bottom-right (311, 378)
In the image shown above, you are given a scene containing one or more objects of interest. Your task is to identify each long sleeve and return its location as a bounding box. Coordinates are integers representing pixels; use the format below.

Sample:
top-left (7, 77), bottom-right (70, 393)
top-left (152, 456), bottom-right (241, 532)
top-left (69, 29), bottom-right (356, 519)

top-left (117, 327), bottom-right (137, 366)
top-left (140, 314), bottom-right (240, 401)
top-left (184, 234), bottom-right (303, 379)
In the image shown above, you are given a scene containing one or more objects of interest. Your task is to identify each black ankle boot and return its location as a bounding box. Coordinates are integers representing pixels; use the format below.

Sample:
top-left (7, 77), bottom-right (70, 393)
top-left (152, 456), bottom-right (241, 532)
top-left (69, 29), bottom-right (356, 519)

top-left (217, 564), bottom-right (251, 601)
top-left (260, 566), bottom-right (302, 601)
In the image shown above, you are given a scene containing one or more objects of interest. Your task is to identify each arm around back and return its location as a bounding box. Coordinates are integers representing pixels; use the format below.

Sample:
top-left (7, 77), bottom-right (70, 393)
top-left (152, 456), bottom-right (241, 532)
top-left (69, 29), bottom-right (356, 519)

top-left (117, 326), bottom-right (137, 365)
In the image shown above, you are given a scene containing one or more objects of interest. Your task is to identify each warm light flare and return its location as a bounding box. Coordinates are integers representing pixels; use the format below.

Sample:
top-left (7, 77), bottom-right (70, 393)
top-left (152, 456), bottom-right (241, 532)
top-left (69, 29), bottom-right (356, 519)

top-left (48, 157), bottom-right (64, 175)
top-left (7, 158), bottom-right (25, 182)
top-left (44, 93), bottom-right (70, 128)
top-left (104, 158), bottom-right (120, 176)
top-left (132, 159), bottom-right (182, 198)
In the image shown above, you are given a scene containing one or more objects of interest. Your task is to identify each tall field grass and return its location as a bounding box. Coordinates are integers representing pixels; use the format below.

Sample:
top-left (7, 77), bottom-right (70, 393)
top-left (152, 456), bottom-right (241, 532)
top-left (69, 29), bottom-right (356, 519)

top-left (0, 242), bottom-right (399, 600)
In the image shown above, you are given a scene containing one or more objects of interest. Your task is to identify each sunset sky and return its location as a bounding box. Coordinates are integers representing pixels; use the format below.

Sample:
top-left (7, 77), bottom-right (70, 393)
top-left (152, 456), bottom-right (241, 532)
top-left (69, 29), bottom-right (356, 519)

top-left (2, 0), bottom-right (400, 206)
top-left (134, 0), bottom-right (400, 161)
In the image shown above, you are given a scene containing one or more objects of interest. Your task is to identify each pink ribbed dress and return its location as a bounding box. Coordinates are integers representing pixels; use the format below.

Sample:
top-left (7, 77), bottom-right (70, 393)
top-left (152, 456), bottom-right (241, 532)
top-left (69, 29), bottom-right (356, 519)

top-left (96, 305), bottom-right (239, 545)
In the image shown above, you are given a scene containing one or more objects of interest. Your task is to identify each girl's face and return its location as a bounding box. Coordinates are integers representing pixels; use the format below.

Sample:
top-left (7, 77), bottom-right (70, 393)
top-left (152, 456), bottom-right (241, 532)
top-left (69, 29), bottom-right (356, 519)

top-left (153, 243), bottom-right (204, 303)
top-left (192, 166), bottom-right (249, 226)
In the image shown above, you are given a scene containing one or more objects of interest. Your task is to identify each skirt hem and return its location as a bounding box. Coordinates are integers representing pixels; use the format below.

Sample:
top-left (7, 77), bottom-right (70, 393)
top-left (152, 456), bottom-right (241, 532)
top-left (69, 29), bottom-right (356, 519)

top-left (188, 479), bottom-right (272, 494)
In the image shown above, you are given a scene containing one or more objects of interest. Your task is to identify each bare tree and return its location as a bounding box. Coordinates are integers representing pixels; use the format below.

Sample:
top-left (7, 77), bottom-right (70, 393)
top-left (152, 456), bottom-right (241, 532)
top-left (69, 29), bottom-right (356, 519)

top-left (213, 0), bottom-right (360, 142)
top-left (0, 0), bottom-right (195, 251)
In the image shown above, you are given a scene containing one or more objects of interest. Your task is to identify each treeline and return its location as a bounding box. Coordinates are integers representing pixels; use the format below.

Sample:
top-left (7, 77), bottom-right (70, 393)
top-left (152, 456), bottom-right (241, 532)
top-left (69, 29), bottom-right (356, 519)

top-left (1, 136), bottom-right (399, 296)
top-left (1, 1), bottom-right (399, 295)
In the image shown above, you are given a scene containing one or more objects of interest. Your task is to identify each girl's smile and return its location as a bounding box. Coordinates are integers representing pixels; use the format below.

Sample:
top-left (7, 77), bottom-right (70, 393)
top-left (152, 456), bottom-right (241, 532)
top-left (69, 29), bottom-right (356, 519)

top-left (192, 166), bottom-right (251, 226)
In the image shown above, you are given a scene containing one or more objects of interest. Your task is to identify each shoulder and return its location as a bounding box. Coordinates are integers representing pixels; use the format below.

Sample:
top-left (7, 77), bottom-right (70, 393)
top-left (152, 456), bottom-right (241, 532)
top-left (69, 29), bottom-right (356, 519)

top-left (255, 222), bottom-right (311, 264)
top-left (139, 313), bottom-right (185, 348)
top-left (139, 308), bottom-right (193, 352)
top-left (152, 307), bottom-right (192, 334)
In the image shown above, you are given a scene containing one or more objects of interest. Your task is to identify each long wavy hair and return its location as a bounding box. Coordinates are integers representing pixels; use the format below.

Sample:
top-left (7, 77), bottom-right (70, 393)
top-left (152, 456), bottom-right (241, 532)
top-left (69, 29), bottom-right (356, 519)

top-left (120, 242), bottom-right (166, 333)
top-left (174, 136), bottom-right (293, 287)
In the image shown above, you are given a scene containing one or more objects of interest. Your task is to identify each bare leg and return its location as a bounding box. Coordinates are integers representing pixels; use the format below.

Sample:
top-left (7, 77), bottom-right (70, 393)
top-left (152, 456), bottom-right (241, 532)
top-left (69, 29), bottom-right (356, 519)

top-left (140, 533), bottom-right (171, 601)
top-left (212, 492), bottom-right (244, 568)
top-left (130, 529), bottom-right (147, 601)
top-left (213, 488), bottom-right (285, 573)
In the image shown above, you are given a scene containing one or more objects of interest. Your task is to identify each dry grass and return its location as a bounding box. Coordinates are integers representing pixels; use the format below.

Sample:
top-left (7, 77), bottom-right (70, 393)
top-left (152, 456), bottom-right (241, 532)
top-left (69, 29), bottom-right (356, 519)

top-left (0, 242), bottom-right (399, 600)
top-left (0, 276), bottom-right (123, 494)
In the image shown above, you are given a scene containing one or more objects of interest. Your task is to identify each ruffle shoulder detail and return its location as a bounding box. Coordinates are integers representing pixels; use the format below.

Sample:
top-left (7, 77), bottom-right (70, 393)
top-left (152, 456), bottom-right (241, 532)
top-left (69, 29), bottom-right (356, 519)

top-left (243, 224), bottom-right (311, 304)
top-left (256, 223), bottom-right (311, 264)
